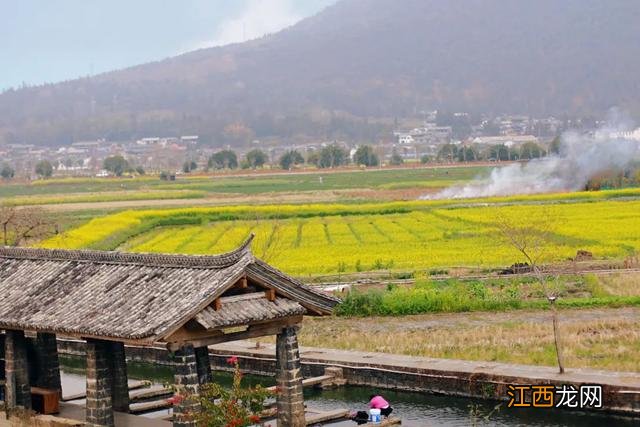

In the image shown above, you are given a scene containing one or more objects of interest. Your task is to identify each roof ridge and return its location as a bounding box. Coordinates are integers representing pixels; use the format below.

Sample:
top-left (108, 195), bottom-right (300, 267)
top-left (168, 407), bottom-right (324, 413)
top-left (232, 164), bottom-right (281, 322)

top-left (0, 234), bottom-right (255, 269)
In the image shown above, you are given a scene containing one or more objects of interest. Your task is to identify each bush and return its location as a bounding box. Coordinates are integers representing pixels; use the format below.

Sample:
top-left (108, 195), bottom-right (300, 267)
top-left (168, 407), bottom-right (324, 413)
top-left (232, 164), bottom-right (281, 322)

top-left (193, 357), bottom-right (272, 427)
top-left (336, 279), bottom-right (522, 316)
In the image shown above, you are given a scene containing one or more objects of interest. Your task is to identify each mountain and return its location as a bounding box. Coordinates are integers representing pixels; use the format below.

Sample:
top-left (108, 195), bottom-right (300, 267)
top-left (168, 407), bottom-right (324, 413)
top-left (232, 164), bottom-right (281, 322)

top-left (2, 0), bottom-right (640, 146)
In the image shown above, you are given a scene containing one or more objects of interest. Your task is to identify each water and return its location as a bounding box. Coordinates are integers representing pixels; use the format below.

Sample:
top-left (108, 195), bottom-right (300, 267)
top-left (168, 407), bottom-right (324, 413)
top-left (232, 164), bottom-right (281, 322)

top-left (302, 387), bottom-right (638, 427)
top-left (59, 357), bottom-right (637, 426)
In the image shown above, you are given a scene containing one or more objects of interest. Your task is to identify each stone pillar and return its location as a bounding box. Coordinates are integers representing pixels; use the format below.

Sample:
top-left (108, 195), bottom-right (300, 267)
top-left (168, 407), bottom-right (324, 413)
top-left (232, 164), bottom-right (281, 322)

top-left (173, 344), bottom-right (200, 427)
top-left (109, 342), bottom-right (129, 412)
top-left (85, 339), bottom-right (114, 427)
top-left (4, 330), bottom-right (32, 410)
top-left (0, 333), bottom-right (4, 403)
top-left (34, 332), bottom-right (62, 394)
top-left (276, 326), bottom-right (305, 427)
top-left (194, 346), bottom-right (212, 385)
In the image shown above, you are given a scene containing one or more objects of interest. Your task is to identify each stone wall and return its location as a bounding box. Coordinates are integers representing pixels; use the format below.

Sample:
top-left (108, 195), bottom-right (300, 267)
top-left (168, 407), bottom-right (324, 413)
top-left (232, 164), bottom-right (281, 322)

top-left (54, 338), bottom-right (640, 417)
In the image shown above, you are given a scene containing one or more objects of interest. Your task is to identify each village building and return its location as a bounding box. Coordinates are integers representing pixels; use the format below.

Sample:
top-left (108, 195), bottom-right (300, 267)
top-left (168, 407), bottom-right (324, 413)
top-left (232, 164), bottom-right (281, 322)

top-left (472, 135), bottom-right (540, 147)
top-left (0, 236), bottom-right (339, 426)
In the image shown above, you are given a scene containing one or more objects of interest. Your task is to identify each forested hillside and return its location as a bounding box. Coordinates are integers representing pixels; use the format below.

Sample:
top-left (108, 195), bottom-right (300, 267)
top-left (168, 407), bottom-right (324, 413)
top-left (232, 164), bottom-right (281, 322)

top-left (1, 0), bottom-right (639, 146)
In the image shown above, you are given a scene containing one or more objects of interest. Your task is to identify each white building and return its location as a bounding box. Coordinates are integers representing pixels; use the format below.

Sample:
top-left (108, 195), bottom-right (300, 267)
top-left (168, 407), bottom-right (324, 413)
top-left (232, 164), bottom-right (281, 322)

top-left (605, 128), bottom-right (640, 141)
top-left (472, 135), bottom-right (539, 147)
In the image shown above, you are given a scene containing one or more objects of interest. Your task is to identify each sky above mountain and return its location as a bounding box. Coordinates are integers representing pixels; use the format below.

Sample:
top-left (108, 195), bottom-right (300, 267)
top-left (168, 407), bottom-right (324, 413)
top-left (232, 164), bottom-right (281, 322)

top-left (0, 0), bottom-right (336, 90)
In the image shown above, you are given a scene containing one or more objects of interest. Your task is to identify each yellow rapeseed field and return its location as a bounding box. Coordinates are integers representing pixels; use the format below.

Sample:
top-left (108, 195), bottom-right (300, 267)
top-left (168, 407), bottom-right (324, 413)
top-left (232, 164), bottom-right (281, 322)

top-left (41, 189), bottom-right (640, 275)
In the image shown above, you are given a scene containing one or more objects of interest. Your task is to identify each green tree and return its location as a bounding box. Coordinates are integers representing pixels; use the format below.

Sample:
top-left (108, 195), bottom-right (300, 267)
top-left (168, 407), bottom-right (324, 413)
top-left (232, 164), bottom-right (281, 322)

top-left (35, 160), bottom-right (53, 178)
top-left (1, 163), bottom-right (15, 179)
top-left (520, 142), bottom-right (544, 160)
top-left (103, 155), bottom-right (129, 177)
top-left (135, 166), bottom-right (145, 175)
top-left (437, 144), bottom-right (459, 161)
top-left (549, 136), bottom-right (562, 155)
top-left (245, 149), bottom-right (268, 169)
top-left (353, 145), bottom-right (379, 167)
top-left (488, 144), bottom-right (510, 161)
top-left (182, 160), bottom-right (198, 173)
top-left (279, 150), bottom-right (304, 170)
top-left (317, 144), bottom-right (348, 168)
top-left (208, 150), bottom-right (238, 169)
top-left (307, 151), bottom-right (320, 166)
top-left (420, 154), bottom-right (431, 164)
top-left (389, 150), bottom-right (404, 165)
top-left (456, 146), bottom-right (477, 162)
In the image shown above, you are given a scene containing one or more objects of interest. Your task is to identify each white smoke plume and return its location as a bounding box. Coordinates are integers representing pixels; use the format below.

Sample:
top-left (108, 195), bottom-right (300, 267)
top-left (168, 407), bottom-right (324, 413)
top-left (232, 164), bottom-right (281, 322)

top-left (427, 121), bottom-right (640, 200)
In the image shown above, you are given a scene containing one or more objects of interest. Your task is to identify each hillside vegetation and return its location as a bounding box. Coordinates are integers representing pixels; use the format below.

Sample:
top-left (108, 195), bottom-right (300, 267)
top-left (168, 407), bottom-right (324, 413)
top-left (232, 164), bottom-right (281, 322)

top-left (2, 0), bottom-right (640, 145)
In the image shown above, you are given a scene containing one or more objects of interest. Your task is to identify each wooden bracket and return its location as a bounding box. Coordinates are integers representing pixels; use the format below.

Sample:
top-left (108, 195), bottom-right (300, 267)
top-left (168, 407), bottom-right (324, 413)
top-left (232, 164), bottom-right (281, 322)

top-left (265, 289), bottom-right (276, 302)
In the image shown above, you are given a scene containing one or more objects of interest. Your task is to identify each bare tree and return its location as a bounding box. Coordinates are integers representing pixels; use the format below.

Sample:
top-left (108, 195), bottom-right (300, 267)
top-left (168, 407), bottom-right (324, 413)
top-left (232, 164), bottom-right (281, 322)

top-left (0, 205), bottom-right (57, 247)
top-left (250, 216), bottom-right (287, 263)
top-left (494, 210), bottom-right (566, 373)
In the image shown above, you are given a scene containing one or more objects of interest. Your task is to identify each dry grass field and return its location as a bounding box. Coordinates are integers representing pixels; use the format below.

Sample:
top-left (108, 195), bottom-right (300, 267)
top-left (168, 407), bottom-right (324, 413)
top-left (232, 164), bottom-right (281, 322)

top-left (291, 306), bottom-right (640, 372)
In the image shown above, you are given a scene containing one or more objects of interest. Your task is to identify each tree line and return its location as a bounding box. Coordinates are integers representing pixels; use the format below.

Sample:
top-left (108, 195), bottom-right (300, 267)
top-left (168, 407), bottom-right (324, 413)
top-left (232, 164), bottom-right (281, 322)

top-left (202, 144), bottom-right (384, 172)
top-left (427, 140), bottom-right (552, 163)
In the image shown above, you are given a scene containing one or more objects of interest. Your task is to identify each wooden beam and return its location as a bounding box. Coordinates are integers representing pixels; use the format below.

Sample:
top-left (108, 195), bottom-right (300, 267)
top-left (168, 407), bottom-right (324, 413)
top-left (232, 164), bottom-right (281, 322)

top-left (168, 316), bottom-right (302, 351)
top-left (241, 276), bottom-right (248, 289)
top-left (167, 327), bottom-right (224, 345)
top-left (214, 298), bottom-right (222, 311)
top-left (166, 313), bottom-right (301, 347)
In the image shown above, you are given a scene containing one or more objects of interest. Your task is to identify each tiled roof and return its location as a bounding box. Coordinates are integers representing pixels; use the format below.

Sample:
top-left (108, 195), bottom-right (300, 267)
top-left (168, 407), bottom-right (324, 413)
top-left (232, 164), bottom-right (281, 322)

top-left (195, 293), bottom-right (306, 329)
top-left (0, 236), bottom-right (338, 343)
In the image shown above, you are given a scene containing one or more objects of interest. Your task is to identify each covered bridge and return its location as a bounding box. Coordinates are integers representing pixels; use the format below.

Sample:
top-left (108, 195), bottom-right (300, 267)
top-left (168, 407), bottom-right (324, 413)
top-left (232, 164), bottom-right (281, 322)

top-left (0, 236), bottom-right (339, 426)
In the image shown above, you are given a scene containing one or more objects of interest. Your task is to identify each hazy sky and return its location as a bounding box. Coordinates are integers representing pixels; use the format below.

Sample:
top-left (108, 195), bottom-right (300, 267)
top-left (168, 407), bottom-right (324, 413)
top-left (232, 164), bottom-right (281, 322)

top-left (0, 0), bottom-right (336, 90)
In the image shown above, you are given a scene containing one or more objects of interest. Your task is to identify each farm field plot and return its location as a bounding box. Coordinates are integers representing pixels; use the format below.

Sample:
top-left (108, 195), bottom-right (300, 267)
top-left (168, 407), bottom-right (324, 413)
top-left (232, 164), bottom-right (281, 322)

top-left (0, 165), bottom-right (490, 201)
top-left (43, 190), bottom-right (640, 276)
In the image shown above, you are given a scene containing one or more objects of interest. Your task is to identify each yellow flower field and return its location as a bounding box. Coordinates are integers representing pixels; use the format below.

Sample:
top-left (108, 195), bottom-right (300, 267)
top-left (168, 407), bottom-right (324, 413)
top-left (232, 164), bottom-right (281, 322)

top-left (41, 189), bottom-right (640, 276)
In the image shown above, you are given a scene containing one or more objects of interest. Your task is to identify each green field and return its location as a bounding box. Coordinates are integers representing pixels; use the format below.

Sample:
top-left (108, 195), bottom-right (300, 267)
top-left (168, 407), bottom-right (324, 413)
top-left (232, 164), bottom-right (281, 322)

top-left (0, 166), bottom-right (490, 202)
top-left (42, 188), bottom-right (640, 276)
